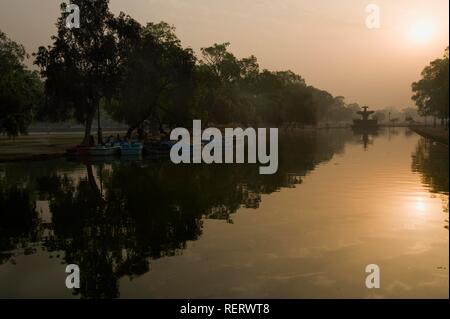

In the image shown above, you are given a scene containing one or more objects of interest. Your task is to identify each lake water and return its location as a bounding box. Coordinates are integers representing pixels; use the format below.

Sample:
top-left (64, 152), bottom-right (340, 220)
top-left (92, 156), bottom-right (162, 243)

top-left (0, 128), bottom-right (448, 298)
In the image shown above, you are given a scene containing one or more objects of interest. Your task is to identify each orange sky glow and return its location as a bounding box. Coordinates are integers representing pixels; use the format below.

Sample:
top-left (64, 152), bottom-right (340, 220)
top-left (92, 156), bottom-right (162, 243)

top-left (0, 0), bottom-right (448, 109)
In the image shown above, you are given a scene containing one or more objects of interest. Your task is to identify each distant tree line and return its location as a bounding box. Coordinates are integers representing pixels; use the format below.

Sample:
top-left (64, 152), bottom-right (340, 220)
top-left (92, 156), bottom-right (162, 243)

top-left (3, 0), bottom-right (362, 141)
top-left (412, 47), bottom-right (449, 127)
top-left (372, 106), bottom-right (425, 124)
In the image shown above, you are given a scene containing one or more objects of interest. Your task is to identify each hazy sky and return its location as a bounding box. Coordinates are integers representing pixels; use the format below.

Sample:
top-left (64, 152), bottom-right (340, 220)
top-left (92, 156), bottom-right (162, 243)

top-left (0, 0), bottom-right (448, 109)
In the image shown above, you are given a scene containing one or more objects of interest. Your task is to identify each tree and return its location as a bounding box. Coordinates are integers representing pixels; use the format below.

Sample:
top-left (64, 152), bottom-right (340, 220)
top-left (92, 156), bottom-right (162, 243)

top-left (248, 70), bottom-right (316, 127)
top-left (108, 22), bottom-right (197, 137)
top-left (412, 47), bottom-right (449, 126)
top-left (196, 44), bottom-right (319, 127)
top-left (0, 30), bottom-right (43, 137)
top-left (196, 43), bottom-right (242, 125)
top-left (373, 110), bottom-right (386, 123)
top-left (34, 0), bottom-right (138, 144)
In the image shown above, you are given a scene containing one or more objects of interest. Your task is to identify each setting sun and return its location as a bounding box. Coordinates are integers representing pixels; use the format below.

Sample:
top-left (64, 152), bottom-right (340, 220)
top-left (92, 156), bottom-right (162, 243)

top-left (408, 20), bottom-right (435, 43)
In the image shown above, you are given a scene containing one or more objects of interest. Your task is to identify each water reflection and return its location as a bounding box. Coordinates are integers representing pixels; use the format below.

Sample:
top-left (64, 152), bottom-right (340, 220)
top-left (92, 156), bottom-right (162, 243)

top-left (412, 138), bottom-right (449, 195)
top-left (0, 129), bottom-right (448, 298)
top-left (412, 138), bottom-right (449, 229)
top-left (0, 130), bottom-right (351, 298)
top-left (0, 184), bottom-right (40, 264)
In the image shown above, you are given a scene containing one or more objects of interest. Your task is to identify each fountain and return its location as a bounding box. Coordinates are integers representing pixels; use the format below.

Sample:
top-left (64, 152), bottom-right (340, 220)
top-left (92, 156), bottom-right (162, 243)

top-left (352, 106), bottom-right (379, 132)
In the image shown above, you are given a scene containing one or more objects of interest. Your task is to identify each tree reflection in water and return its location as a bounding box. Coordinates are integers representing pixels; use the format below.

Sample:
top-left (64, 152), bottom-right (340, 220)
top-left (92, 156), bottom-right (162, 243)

top-left (0, 130), bottom-right (351, 298)
top-left (0, 183), bottom-right (41, 264)
top-left (412, 137), bottom-right (449, 229)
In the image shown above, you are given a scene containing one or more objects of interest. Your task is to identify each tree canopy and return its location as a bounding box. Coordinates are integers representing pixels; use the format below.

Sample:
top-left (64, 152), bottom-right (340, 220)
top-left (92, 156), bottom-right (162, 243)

top-left (0, 30), bottom-right (43, 137)
top-left (107, 21), bottom-right (197, 137)
top-left (412, 47), bottom-right (449, 125)
top-left (34, 0), bottom-right (140, 144)
top-left (28, 0), bottom-right (365, 143)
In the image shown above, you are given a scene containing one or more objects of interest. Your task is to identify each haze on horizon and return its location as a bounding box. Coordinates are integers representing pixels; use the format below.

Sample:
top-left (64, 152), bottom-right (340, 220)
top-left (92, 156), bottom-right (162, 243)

top-left (0, 0), bottom-right (448, 109)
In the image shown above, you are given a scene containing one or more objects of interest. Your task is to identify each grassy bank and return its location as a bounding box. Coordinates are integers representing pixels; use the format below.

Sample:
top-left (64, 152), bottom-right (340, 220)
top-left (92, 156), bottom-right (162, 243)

top-left (410, 126), bottom-right (449, 145)
top-left (0, 131), bottom-right (124, 162)
top-left (0, 132), bottom-right (83, 162)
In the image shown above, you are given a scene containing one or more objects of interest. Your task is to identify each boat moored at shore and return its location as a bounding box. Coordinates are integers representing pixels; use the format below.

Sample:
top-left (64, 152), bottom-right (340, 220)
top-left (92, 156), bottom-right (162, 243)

top-left (120, 142), bottom-right (144, 156)
top-left (89, 144), bottom-right (121, 156)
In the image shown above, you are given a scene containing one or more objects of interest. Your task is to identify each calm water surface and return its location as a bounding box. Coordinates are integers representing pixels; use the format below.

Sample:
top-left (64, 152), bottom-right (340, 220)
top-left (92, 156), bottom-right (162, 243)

top-left (0, 128), bottom-right (448, 298)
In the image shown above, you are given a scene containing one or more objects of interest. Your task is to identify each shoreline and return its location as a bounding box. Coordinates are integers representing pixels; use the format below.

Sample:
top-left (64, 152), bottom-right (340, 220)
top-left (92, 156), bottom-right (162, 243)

top-left (0, 131), bottom-right (124, 163)
top-left (1, 126), bottom-right (446, 163)
top-left (410, 126), bottom-right (449, 145)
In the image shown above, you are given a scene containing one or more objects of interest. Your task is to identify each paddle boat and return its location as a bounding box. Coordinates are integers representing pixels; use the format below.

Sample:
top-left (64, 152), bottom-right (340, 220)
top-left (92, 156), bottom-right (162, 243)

top-left (120, 142), bottom-right (144, 156)
top-left (144, 139), bottom-right (176, 156)
top-left (89, 143), bottom-right (120, 156)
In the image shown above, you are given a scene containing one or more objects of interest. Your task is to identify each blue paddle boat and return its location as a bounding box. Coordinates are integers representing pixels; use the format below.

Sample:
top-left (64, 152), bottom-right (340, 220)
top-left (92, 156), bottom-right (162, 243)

top-left (120, 142), bottom-right (144, 156)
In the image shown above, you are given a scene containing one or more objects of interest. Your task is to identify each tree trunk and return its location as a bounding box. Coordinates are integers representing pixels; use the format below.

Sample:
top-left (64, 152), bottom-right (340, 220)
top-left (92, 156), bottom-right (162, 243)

top-left (83, 112), bottom-right (95, 145)
top-left (126, 125), bottom-right (137, 138)
top-left (126, 123), bottom-right (147, 140)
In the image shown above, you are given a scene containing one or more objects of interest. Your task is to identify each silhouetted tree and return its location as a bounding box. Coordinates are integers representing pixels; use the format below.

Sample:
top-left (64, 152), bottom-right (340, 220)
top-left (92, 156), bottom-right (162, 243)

top-left (34, 0), bottom-right (139, 144)
top-left (107, 22), bottom-right (197, 138)
top-left (0, 30), bottom-right (43, 137)
top-left (412, 47), bottom-right (449, 126)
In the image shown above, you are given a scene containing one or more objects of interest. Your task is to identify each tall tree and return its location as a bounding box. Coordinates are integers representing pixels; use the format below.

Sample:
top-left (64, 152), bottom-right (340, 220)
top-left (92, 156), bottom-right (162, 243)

top-left (197, 43), bottom-right (260, 125)
top-left (0, 30), bottom-right (43, 137)
top-left (34, 0), bottom-right (138, 144)
top-left (108, 22), bottom-right (197, 137)
top-left (412, 47), bottom-right (449, 126)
